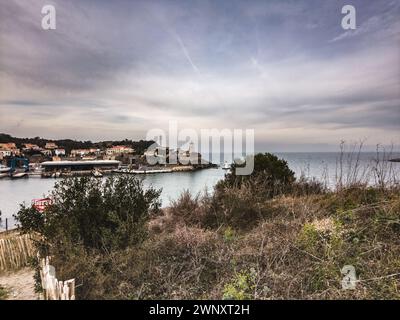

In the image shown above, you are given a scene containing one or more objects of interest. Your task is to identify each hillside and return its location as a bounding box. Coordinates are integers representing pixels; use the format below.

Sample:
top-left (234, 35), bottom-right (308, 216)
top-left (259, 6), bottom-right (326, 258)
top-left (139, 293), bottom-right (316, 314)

top-left (0, 133), bottom-right (154, 155)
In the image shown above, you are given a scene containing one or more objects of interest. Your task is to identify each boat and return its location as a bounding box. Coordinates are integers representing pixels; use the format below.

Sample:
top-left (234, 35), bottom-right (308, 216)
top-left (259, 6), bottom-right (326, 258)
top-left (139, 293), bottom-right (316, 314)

top-left (0, 164), bottom-right (11, 173)
top-left (222, 161), bottom-right (231, 170)
top-left (93, 169), bottom-right (103, 177)
top-left (10, 172), bottom-right (28, 179)
top-left (28, 171), bottom-right (42, 178)
top-left (0, 173), bottom-right (9, 179)
top-left (51, 172), bottom-right (61, 178)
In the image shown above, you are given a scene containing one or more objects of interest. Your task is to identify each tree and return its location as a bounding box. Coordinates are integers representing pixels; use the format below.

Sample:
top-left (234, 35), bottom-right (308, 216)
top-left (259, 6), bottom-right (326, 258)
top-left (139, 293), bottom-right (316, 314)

top-left (217, 153), bottom-right (295, 198)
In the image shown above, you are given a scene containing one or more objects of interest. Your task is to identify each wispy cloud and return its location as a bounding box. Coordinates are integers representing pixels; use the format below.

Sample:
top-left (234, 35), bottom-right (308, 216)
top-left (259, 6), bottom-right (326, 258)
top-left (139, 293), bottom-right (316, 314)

top-left (0, 0), bottom-right (399, 150)
top-left (174, 33), bottom-right (200, 74)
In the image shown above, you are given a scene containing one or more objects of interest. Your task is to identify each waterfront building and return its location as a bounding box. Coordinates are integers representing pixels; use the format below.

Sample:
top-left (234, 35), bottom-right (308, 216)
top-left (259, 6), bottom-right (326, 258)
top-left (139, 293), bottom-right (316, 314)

top-left (41, 160), bottom-right (120, 173)
top-left (143, 144), bottom-right (205, 166)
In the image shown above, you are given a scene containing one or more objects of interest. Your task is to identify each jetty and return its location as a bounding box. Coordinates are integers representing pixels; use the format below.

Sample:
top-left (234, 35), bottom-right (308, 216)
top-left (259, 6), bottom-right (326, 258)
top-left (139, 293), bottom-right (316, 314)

top-left (113, 168), bottom-right (173, 174)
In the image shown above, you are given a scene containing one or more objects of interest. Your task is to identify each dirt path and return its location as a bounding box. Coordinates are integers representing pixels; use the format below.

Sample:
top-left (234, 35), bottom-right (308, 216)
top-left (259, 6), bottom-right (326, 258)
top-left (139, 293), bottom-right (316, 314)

top-left (0, 268), bottom-right (37, 300)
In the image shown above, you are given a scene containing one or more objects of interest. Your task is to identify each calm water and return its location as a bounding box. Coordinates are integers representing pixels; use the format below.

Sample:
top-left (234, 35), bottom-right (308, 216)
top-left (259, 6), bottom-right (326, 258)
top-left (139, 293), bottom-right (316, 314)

top-left (1, 152), bottom-right (399, 230)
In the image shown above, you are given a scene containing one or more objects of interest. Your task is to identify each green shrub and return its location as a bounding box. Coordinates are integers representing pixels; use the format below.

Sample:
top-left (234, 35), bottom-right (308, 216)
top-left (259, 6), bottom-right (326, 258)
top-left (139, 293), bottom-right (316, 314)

top-left (0, 286), bottom-right (8, 300)
top-left (223, 226), bottom-right (235, 242)
top-left (217, 153), bottom-right (295, 198)
top-left (297, 223), bottom-right (320, 252)
top-left (223, 269), bottom-right (257, 300)
top-left (15, 175), bottom-right (161, 252)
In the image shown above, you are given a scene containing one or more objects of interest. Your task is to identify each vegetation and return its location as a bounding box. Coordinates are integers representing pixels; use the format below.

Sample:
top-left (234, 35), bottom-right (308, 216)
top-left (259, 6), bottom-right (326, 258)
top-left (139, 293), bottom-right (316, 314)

top-left (0, 133), bottom-right (154, 155)
top-left (0, 286), bottom-right (8, 300)
top-left (16, 175), bottom-right (161, 252)
top-left (15, 151), bottom-right (400, 299)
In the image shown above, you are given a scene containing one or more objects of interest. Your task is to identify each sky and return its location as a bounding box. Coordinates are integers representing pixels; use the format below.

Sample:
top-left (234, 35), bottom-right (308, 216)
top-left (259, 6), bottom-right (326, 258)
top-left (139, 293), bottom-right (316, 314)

top-left (0, 0), bottom-right (399, 151)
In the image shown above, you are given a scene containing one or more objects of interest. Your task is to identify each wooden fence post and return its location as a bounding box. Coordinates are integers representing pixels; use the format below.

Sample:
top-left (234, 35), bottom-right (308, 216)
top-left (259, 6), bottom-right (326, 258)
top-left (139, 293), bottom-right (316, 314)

top-left (39, 255), bottom-right (75, 300)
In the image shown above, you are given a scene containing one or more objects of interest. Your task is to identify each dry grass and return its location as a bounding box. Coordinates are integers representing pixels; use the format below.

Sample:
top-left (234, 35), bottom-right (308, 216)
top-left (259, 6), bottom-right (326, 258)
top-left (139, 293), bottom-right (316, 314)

top-left (35, 145), bottom-right (400, 299)
top-left (48, 185), bottom-right (400, 300)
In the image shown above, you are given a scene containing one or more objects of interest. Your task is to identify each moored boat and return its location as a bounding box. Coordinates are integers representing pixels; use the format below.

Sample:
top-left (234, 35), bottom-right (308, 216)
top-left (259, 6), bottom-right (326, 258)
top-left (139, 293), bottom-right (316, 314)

top-left (222, 161), bottom-right (231, 170)
top-left (10, 172), bottom-right (28, 179)
top-left (93, 169), bottom-right (103, 177)
top-left (0, 164), bottom-right (11, 173)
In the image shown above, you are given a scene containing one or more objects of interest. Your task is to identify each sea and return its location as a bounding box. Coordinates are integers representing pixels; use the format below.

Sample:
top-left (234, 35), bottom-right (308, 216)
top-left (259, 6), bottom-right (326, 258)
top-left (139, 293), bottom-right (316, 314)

top-left (1, 152), bottom-right (399, 230)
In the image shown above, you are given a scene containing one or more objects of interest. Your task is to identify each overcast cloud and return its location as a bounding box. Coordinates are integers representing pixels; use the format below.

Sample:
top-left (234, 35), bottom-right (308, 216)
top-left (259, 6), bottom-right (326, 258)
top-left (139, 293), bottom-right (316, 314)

top-left (0, 0), bottom-right (399, 151)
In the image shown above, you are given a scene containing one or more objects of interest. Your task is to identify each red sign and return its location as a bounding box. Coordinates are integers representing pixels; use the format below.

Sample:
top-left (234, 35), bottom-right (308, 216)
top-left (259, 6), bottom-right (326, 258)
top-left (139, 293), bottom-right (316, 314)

top-left (32, 198), bottom-right (53, 212)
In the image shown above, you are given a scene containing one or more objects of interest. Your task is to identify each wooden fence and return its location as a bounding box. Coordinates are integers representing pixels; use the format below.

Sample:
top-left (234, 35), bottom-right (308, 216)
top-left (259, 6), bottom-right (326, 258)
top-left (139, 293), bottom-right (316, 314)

top-left (0, 230), bottom-right (76, 299)
top-left (0, 232), bottom-right (35, 271)
top-left (39, 256), bottom-right (75, 300)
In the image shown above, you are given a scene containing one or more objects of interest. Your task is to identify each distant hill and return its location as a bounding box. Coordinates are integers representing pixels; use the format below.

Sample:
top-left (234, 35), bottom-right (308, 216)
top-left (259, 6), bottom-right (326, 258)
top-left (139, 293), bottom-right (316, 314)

top-left (0, 133), bottom-right (154, 155)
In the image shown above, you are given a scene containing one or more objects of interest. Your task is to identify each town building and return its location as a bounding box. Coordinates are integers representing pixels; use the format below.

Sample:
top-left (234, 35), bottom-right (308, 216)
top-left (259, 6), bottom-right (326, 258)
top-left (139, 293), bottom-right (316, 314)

top-left (45, 142), bottom-right (58, 149)
top-left (144, 146), bottom-right (169, 164)
top-left (71, 148), bottom-right (101, 157)
top-left (41, 149), bottom-right (53, 157)
top-left (144, 143), bottom-right (204, 166)
top-left (23, 143), bottom-right (41, 151)
top-left (0, 143), bottom-right (17, 149)
top-left (106, 145), bottom-right (134, 155)
top-left (0, 142), bottom-right (20, 156)
top-left (0, 150), bottom-right (12, 158)
top-left (55, 148), bottom-right (66, 156)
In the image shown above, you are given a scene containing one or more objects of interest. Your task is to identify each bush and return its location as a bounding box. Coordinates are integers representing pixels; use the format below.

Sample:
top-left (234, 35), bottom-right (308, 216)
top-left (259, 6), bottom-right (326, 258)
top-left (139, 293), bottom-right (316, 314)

top-left (223, 269), bottom-right (257, 300)
top-left (218, 153), bottom-right (295, 197)
top-left (0, 286), bottom-right (8, 300)
top-left (15, 175), bottom-right (161, 253)
top-left (203, 153), bottom-right (295, 229)
top-left (297, 223), bottom-right (320, 253)
top-left (291, 175), bottom-right (327, 196)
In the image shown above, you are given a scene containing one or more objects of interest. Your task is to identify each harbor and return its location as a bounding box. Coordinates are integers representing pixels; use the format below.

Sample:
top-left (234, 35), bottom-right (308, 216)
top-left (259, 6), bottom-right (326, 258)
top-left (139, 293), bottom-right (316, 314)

top-left (0, 140), bottom-right (218, 179)
top-left (0, 162), bottom-right (218, 179)
top-left (0, 166), bottom-right (227, 231)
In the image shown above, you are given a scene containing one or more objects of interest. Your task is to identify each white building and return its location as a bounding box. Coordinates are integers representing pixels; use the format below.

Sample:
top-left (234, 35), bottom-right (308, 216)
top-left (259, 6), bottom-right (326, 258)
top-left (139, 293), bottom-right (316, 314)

top-left (55, 148), bottom-right (66, 156)
top-left (0, 150), bottom-right (12, 157)
top-left (71, 148), bottom-right (101, 157)
top-left (106, 146), bottom-right (134, 155)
